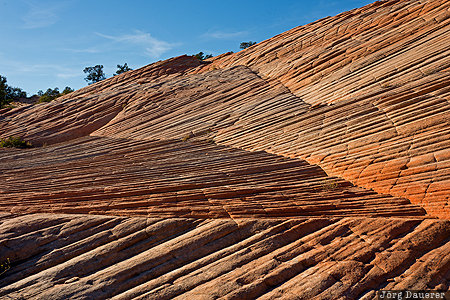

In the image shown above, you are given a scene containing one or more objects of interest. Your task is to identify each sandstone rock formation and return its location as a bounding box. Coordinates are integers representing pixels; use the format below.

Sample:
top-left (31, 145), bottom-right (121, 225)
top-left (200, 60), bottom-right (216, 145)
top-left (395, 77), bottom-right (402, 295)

top-left (0, 136), bottom-right (427, 218)
top-left (0, 214), bottom-right (448, 299)
top-left (193, 0), bottom-right (450, 219)
top-left (1, 1), bottom-right (449, 218)
top-left (0, 0), bottom-right (449, 298)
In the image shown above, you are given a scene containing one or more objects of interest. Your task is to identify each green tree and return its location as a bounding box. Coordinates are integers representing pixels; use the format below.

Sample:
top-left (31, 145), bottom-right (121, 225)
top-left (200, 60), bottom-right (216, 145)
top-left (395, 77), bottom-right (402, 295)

top-left (7, 86), bottom-right (26, 99)
top-left (61, 86), bottom-right (74, 95)
top-left (193, 52), bottom-right (213, 60)
top-left (83, 65), bottom-right (106, 84)
top-left (37, 88), bottom-right (60, 103)
top-left (37, 86), bottom-right (74, 103)
top-left (240, 41), bottom-right (256, 49)
top-left (0, 75), bottom-right (27, 108)
top-left (114, 63), bottom-right (133, 76)
top-left (0, 76), bottom-right (8, 108)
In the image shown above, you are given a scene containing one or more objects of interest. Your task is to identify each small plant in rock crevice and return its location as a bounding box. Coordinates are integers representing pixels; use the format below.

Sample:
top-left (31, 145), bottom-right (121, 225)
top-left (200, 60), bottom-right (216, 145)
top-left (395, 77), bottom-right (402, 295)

top-left (0, 258), bottom-right (11, 276)
top-left (422, 69), bottom-right (439, 76)
top-left (0, 136), bottom-right (32, 148)
top-left (320, 179), bottom-right (339, 191)
top-left (380, 82), bottom-right (402, 89)
top-left (182, 131), bottom-right (195, 142)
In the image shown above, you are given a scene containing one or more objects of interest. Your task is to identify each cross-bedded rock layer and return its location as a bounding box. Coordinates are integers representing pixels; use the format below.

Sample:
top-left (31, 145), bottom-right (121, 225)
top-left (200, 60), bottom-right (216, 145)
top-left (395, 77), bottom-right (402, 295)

top-left (0, 0), bottom-right (449, 298)
top-left (0, 214), bottom-right (448, 299)
top-left (0, 57), bottom-right (448, 217)
top-left (192, 0), bottom-right (450, 218)
top-left (1, 0), bottom-right (449, 218)
top-left (0, 136), bottom-right (426, 218)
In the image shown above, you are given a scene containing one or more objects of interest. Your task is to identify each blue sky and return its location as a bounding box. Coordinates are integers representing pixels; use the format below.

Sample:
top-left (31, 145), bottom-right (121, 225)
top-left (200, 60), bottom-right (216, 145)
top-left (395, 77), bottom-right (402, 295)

top-left (0, 0), bottom-right (373, 95)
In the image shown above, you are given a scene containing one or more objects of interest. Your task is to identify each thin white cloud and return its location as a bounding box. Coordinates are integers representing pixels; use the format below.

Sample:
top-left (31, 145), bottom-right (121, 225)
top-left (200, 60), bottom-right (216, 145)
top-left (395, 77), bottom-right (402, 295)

top-left (9, 63), bottom-right (60, 73)
top-left (21, 1), bottom-right (62, 29)
top-left (202, 30), bottom-right (248, 39)
top-left (96, 30), bottom-right (176, 58)
top-left (60, 47), bottom-right (102, 54)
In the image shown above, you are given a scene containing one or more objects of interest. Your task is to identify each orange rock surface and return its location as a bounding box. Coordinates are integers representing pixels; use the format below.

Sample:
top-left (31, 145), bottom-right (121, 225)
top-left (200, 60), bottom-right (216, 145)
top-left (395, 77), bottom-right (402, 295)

top-left (0, 214), bottom-right (448, 299)
top-left (0, 136), bottom-right (427, 218)
top-left (0, 0), bottom-right (449, 298)
top-left (192, 0), bottom-right (450, 218)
